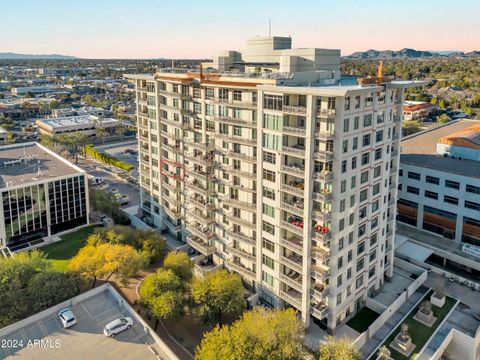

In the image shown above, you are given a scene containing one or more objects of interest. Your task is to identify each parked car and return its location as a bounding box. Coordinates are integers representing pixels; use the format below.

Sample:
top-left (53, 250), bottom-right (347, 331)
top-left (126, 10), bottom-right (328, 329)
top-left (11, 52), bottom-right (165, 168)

top-left (91, 177), bottom-right (105, 186)
top-left (103, 317), bottom-right (133, 337)
top-left (58, 308), bottom-right (77, 328)
top-left (114, 193), bottom-right (129, 205)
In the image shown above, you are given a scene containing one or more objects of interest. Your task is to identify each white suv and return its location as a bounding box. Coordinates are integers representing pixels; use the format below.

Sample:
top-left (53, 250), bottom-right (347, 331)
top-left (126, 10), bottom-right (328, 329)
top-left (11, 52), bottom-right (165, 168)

top-left (58, 308), bottom-right (77, 328)
top-left (103, 317), bottom-right (133, 337)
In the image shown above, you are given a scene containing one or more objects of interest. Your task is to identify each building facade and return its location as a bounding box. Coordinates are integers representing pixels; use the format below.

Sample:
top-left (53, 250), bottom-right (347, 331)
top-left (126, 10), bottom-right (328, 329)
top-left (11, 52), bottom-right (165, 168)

top-left (0, 142), bottom-right (89, 250)
top-left (398, 120), bottom-right (480, 273)
top-left (127, 36), bottom-right (421, 333)
top-left (36, 115), bottom-right (122, 137)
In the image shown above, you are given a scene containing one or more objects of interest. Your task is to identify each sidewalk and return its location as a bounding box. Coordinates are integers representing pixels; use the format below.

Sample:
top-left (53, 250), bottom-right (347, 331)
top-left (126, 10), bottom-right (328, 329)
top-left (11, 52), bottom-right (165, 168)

top-left (359, 286), bottom-right (429, 358)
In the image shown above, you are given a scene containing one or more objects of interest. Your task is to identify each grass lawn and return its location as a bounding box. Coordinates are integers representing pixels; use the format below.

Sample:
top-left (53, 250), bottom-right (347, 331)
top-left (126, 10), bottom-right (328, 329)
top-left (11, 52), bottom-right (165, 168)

top-left (347, 307), bottom-right (381, 333)
top-left (369, 290), bottom-right (457, 360)
top-left (42, 225), bottom-right (97, 272)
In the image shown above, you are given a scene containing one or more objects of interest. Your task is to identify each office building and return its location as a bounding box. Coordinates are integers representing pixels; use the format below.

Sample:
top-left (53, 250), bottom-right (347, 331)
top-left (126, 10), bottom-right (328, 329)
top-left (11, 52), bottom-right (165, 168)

top-left (36, 115), bottom-right (122, 137)
top-left (0, 142), bottom-right (89, 250)
top-left (397, 120), bottom-right (480, 273)
top-left (127, 36), bottom-right (422, 333)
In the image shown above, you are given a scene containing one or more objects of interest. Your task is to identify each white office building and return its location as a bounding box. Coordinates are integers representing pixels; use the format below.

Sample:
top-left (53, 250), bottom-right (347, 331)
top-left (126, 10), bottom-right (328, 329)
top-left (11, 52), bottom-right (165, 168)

top-left (127, 36), bottom-right (423, 333)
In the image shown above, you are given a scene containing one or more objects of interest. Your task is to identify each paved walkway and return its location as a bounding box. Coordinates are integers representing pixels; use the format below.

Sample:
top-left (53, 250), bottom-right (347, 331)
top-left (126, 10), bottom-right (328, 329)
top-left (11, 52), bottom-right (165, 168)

top-left (359, 286), bottom-right (429, 359)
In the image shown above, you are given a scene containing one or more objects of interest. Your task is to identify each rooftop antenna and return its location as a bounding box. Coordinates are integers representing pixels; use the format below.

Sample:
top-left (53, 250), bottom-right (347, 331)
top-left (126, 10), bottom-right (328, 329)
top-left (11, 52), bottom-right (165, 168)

top-left (268, 18), bottom-right (271, 37)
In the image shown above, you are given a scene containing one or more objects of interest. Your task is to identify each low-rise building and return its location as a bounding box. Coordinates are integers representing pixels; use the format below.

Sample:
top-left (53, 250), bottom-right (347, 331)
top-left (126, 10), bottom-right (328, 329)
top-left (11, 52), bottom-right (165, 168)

top-left (403, 101), bottom-right (438, 121)
top-left (397, 119), bottom-right (480, 274)
top-left (52, 106), bottom-right (109, 118)
top-left (0, 127), bottom-right (8, 144)
top-left (0, 142), bottom-right (89, 250)
top-left (11, 86), bottom-right (71, 97)
top-left (36, 115), bottom-right (122, 137)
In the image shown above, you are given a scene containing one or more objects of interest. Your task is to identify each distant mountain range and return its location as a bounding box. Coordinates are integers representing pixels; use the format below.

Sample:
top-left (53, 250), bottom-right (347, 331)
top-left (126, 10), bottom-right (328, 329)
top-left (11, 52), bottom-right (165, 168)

top-left (345, 48), bottom-right (480, 59)
top-left (0, 52), bottom-right (78, 60)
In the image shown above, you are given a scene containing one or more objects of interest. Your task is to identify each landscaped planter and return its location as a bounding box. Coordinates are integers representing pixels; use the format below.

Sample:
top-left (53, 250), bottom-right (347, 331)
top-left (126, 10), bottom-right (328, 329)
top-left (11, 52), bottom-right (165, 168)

top-left (431, 292), bottom-right (445, 308)
top-left (413, 309), bottom-right (437, 327)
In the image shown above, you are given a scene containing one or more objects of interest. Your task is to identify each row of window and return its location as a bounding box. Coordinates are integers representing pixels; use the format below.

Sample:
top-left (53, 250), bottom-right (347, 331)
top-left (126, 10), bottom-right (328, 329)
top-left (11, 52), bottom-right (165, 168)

top-left (405, 186), bottom-right (480, 209)
top-left (402, 171), bottom-right (480, 194)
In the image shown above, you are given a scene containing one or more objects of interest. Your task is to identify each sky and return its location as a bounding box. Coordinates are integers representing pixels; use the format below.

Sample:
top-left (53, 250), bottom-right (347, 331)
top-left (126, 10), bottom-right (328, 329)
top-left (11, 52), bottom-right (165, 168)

top-left (1, 0), bottom-right (479, 59)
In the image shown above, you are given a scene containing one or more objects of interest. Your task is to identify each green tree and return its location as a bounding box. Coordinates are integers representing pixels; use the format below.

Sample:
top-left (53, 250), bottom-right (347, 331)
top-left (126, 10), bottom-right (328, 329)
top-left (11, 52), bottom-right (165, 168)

top-left (24, 91), bottom-right (35, 98)
top-left (318, 336), bottom-right (360, 360)
top-left (88, 188), bottom-right (131, 225)
top-left (163, 251), bottom-right (194, 282)
top-left (48, 100), bottom-right (59, 110)
top-left (191, 269), bottom-right (245, 324)
top-left (139, 269), bottom-right (185, 326)
top-left (402, 120), bottom-right (421, 136)
top-left (82, 95), bottom-right (93, 105)
top-left (28, 271), bottom-right (81, 313)
top-left (437, 114), bottom-right (450, 124)
top-left (196, 308), bottom-right (305, 360)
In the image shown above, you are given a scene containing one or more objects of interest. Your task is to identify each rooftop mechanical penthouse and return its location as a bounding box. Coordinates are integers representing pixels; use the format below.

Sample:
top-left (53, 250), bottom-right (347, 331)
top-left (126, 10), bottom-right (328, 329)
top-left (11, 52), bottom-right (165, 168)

top-left (126, 36), bottom-right (424, 333)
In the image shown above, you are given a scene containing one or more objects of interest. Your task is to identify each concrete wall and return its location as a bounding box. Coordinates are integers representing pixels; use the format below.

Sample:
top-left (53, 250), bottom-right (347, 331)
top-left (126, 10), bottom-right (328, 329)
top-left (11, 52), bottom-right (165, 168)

top-left (431, 328), bottom-right (479, 360)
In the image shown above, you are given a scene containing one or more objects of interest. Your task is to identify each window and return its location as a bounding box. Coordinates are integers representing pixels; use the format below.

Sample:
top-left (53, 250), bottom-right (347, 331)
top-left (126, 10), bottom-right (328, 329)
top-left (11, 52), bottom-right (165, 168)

top-left (376, 130), bottom-right (383, 142)
top-left (363, 134), bottom-right (371, 147)
top-left (263, 221), bottom-right (275, 235)
top-left (465, 201), bottom-right (480, 211)
top-left (263, 151), bottom-right (276, 164)
top-left (262, 254), bottom-right (275, 269)
top-left (352, 137), bottom-right (358, 150)
top-left (356, 276), bottom-right (364, 289)
top-left (262, 271), bottom-right (274, 286)
top-left (354, 116), bottom-right (360, 130)
top-left (344, 97), bottom-right (351, 110)
top-left (263, 169), bottom-right (275, 182)
top-left (352, 156), bottom-right (357, 170)
top-left (348, 250), bottom-right (353, 262)
top-left (368, 267), bottom-right (376, 279)
top-left (425, 190), bottom-right (438, 200)
top-left (360, 189), bottom-right (368, 202)
top-left (343, 140), bottom-right (348, 153)
top-left (347, 268), bottom-right (352, 280)
top-left (343, 118), bottom-right (350, 133)
top-left (363, 114), bottom-right (372, 127)
top-left (233, 90), bottom-right (242, 101)
top-left (426, 176), bottom-right (439, 185)
top-left (445, 180), bottom-right (460, 190)
top-left (444, 195), bottom-right (458, 205)
top-left (262, 238), bottom-right (275, 252)
top-left (263, 186), bottom-right (275, 200)
top-left (372, 183), bottom-right (380, 195)
top-left (341, 180), bottom-right (347, 193)
top-left (262, 133), bottom-right (280, 150)
top-left (365, 93), bottom-right (373, 107)
top-left (263, 113), bottom-right (282, 130)
top-left (338, 257), bottom-right (344, 269)
top-left (361, 171), bottom-right (369, 184)
top-left (263, 204), bottom-right (275, 217)
top-left (466, 184), bottom-right (480, 194)
top-left (337, 274), bottom-right (343, 286)
top-left (407, 186), bottom-right (420, 195)
top-left (337, 293), bottom-right (342, 306)
top-left (369, 249), bottom-right (377, 262)
top-left (263, 94), bottom-right (283, 110)
top-left (361, 152), bottom-right (370, 166)
top-left (355, 95), bottom-right (361, 109)
top-left (351, 175), bottom-right (356, 189)
top-left (374, 148), bottom-right (382, 160)
top-left (408, 172), bottom-right (421, 180)
top-left (342, 160), bottom-right (347, 173)
top-left (374, 165), bottom-right (381, 178)
top-left (356, 258), bottom-right (365, 271)
top-left (339, 237), bottom-right (344, 250)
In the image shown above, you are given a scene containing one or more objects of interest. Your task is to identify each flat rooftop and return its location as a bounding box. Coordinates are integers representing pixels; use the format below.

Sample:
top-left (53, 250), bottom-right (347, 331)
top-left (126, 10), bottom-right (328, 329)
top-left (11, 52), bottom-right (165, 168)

top-left (401, 119), bottom-right (480, 177)
top-left (0, 142), bottom-right (82, 189)
top-left (0, 286), bottom-right (169, 360)
top-left (38, 115), bottom-right (119, 128)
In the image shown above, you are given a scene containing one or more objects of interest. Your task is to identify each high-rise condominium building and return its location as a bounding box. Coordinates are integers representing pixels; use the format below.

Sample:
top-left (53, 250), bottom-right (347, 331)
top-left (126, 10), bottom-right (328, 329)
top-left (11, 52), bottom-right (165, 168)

top-left (127, 36), bottom-right (422, 333)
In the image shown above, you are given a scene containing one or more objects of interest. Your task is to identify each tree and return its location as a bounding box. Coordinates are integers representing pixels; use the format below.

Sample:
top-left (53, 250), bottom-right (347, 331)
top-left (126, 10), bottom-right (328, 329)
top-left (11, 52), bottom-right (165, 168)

top-left (27, 271), bottom-right (81, 313)
top-left (195, 308), bottom-right (305, 360)
top-left (68, 243), bottom-right (145, 287)
top-left (377, 345), bottom-right (391, 360)
top-left (89, 188), bottom-right (131, 225)
top-left (402, 120), bottom-right (421, 136)
top-left (191, 269), bottom-right (245, 324)
top-left (318, 336), bottom-right (360, 360)
top-left (24, 91), bottom-right (35, 98)
top-left (163, 251), bottom-right (193, 282)
top-left (437, 114), bottom-right (450, 124)
top-left (48, 100), bottom-right (59, 110)
top-left (139, 269), bottom-right (185, 326)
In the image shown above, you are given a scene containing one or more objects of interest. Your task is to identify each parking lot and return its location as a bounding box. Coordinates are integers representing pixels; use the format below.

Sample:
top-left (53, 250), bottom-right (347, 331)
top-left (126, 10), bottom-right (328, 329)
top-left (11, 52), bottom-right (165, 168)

top-left (0, 290), bottom-right (167, 360)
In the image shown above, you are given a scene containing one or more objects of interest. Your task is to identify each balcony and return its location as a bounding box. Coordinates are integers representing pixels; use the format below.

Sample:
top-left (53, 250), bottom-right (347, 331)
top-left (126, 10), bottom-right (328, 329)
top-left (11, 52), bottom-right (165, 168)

top-left (283, 126), bottom-right (306, 136)
top-left (186, 181), bottom-right (215, 197)
top-left (162, 192), bottom-right (182, 207)
top-left (316, 108), bottom-right (336, 117)
top-left (281, 164), bottom-right (305, 177)
top-left (189, 196), bottom-right (215, 212)
top-left (280, 201), bottom-right (304, 217)
top-left (214, 133), bottom-right (257, 146)
top-left (186, 222), bottom-right (216, 242)
top-left (186, 208), bottom-right (214, 224)
top-left (163, 217), bottom-right (182, 233)
top-left (280, 236), bottom-right (303, 254)
top-left (279, 289), bottom-right (302, 309)
top-left (184, 152), bottom-right (214, 166)
top-left (312, 210), bottom-right (331, 223)
top-left (311, 242), bottom-right (330, 257)
top-left (282, 145), bottom-right (306, 158)
top-left (225, 228), bottom-right (256, 246)
top-left (220, 197), bottom-right (256, 212)
top-left (311, 263), bottom-right (329, 279)
top-left (162, 180), bottom-right (182, 194)
top-left (161, 130), bottom-right (182, 141)
top-left (224, 166), bottom-right (257, 179)
top-left (280, 273), bottom-right (302, 292)
top-left (223, 150), bottom-right (257, 163)
top-left (211, 115), bottom-right (257, 127)
top-left (281, 183), bottom-right (304, 197)
top-left (225, 259), bottom-right (256, 279)
top-left (280, 220), bottom-right (304, 237)
top-left (312, 190), bottom-right (333, 202)
top-left (310, 302), bottom-right (328, 320)
top-left (224, 214), bottom-right (256, 229)
top-left (311, 228), bottom-right (332, 242)
top-left (226, 245), bottom-right (256, 262)
top-left (213, 98), bottom-right (258, 109)
top-left (314, 151), bottom-right (334, 161)
top-left (163, 206), bottom-right (182, 220)
top-left (187, 167), bottom-right (214, 182)
top-left (283, 105), bottom-right (307, 115)
top-left (279, 254), bottom-right (303, 273)
top-left (184, 138), bottom-right (215, 151)
top-left (315, 130), bottom-right (335, 139)
top-left (313, 171), bottom-right (333, 182)
top-left (161, 142), bottom-right (182, 154)
top-left (311, 282), bottom-right (328, 300)
top-left (186, 235), bottom-right (216, 256)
